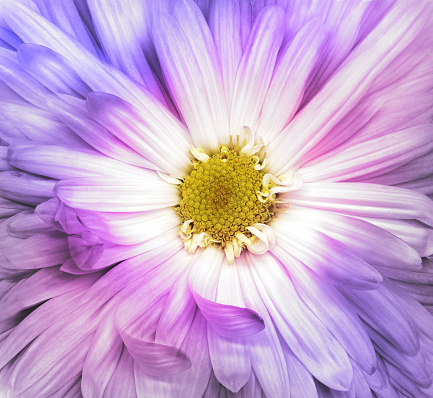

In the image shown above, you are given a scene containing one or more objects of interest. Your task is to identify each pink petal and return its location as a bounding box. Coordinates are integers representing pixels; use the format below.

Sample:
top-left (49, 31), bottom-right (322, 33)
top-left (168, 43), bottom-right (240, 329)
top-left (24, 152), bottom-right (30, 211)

top-left (230, 5), bottom-right (285, 135)
top-left (121, 332), bottom-right (191, 376)
top-left (192, 292), bottom-right (264, 338)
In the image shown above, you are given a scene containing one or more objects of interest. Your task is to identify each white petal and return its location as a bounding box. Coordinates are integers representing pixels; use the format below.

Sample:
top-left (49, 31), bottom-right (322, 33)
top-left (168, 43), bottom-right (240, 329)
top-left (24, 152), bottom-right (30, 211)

top-left (266, 0), bottom-right (430, 174)
top-left (86, 92), bottom-right (191, 177)
top-left (77, 208), bottom-right (180, 246)
top-left (208, 327), bottom-right (251, 393)
top-left (209, 0), bottom-right (243, 113)
top-left (230, 5), bottom-right (285, 135)
top-left (279, 207), bottom-right (421, 270)
top-left (236, 257), bottom-right (290, 398)
top-left (153, 3), bottom-right (229, 150)
top-left (272, 219), bottom-right (383, 290)
top-left (248, 253), bottom-right (353, 391)
top-left (283, 182), bottom-right (433, 227)
top-left (256, 21), bottom-right (322, 141)
top-left (299, 125), bottom-right (433, 183)
top-left (54, 176), bottom-right (179, 212)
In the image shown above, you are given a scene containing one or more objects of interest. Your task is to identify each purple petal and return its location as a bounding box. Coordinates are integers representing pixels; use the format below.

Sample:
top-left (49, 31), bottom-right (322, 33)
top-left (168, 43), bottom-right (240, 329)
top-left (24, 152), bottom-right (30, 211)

top-left (121, 332), bottom-right (191, 376)
top-left (86, 92), bottom-right (190, 177)
top-left (0, 171), bottom-right (55, 206)
top-left (17, 44), bottom-right (91, 96)
top-left (68, 232), bottom-right (104, 270)
top-left (192, 292), bottom-right (264, 338)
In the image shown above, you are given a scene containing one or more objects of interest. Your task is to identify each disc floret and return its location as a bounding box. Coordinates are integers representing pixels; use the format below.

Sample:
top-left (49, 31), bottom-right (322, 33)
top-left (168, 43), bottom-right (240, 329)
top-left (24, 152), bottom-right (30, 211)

top-left (177, 130), bottom-right (302, 262)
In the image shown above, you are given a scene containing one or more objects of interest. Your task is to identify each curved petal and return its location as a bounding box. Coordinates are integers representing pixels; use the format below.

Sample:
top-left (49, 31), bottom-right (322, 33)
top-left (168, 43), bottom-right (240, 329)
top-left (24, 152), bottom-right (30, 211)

top-left (192, 293), bottom-right (264, 338)
top-left (121, 332), bottom-right (191, 376)
top-left (136, 311), bottom-right (211, 398)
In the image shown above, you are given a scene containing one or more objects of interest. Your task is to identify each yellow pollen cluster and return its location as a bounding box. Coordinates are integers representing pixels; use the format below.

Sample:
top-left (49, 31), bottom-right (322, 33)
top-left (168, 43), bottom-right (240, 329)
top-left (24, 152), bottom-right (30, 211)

top-left (178, 148), bottom-right (273, 244)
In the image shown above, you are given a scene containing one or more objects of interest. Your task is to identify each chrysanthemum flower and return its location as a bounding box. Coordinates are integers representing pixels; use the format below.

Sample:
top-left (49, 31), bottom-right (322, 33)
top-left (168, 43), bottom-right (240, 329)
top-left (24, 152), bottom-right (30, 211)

top-left (1, 0), bottom-right (433, 396)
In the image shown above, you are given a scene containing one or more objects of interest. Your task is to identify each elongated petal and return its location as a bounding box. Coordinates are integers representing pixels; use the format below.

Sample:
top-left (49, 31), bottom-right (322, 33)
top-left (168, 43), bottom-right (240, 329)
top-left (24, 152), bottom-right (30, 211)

top-left (81, 316), bottom-right (123, 398)
top-left (17, 44), bottom-right (91, 96)
top-left (86, 0), bottom-right (164, 101)
top-left (230, 5), bottom-right (285, 135)
top-left (103, 349), bottom-right (137, 398)
top-left (1, 231), bottom-right (69, 270)
top-left (188, 252), bottom-right (263, 391)
top-left (0, 267), bottom-right (99, 331)
top-left (46, 97), bottom-right (153, 169)
top-left (236, 257), bottom-right (290, 398)
top-left (3, 2), bottom-right (188, 123)
top-left (77, 208), bottom-right (180, 245)
top-left (86, 92), bottom-right (190, 177)
top-left (299, 125), bottom-right (433, 182)
top-left (256, 21), bottom-right (322, 141)
top-left (280, 207), bottom-right (421, 270)
top-left (284, 182), bottom-right (433, 226)
top-left (30, 0), bottom-right (97, 55)
top-left (248, 253), bottom-right (353, 391)
top-left (272, 219), bottom-right (383, 289)
top-left (9, 144), bottom-right (151, 179)
top-left (137, 310), bottom-right (211, 398)
top-left (208, 260), bottom-right (252, 392)
top-left (7, 210), bottom-right (53, 238)
top-left (0, 197), bottom-right (32, 218)
top-left (121, 332), bottom-right (191, 376)
top-left (267, 0), bottom-right (430, 174)
top-left (208, 0), bottom-right (243, 112)
top-left (154, 6), bottom-right (228, 150)
top-left (54, 176), bottom-right (179, 212)
top-left (340, 285), bottom-right (419, 356)
top-left (363, 218), bottom-right (433, 258)
top-left (286, 258), bottom-right (376, 374)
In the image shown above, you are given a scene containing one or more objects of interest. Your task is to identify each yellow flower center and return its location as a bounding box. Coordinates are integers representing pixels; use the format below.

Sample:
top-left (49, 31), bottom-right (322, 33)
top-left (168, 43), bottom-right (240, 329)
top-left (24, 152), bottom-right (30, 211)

top-left (178, 148), bottom-right (273, 243)
top-left (175, 130), bottom-right (302, 263)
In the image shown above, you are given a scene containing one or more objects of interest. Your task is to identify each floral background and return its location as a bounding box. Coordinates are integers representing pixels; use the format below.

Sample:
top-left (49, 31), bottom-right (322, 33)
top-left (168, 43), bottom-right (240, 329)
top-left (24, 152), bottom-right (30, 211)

top-left (0, 0), bottom-right (433, 397)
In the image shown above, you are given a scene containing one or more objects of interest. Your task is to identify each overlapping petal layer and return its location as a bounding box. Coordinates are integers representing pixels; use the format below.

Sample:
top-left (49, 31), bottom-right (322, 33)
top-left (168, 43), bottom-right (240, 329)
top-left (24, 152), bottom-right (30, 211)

top-left (0, 0), bottom-right (433, 397)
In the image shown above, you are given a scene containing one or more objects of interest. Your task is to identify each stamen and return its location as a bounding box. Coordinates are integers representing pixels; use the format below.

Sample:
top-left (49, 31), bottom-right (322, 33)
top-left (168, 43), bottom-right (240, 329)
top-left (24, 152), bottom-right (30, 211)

top-left (177, 131), bottom-right (300, 262)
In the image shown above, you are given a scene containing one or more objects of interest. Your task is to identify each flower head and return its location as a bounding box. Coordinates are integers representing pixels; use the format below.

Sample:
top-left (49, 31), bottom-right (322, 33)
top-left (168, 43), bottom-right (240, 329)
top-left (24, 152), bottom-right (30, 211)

top-left (1, 0), bottom-right (433, 397)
